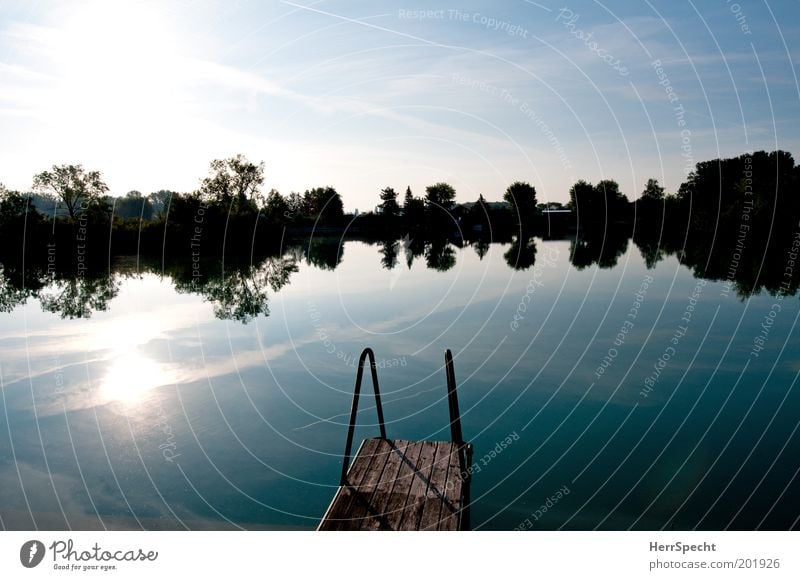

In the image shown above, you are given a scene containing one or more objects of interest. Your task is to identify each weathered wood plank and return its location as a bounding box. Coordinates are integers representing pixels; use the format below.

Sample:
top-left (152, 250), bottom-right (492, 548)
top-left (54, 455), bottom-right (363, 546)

top-left (438, 444), bottom-right (467, 530)
top-left (333, 439), bottom-right (404, 529)
top-left (418, 442), bottom-right (454, 531)
top-left (317, 438), bottom-right (390, 531)
top-left (367, 440), bottom-right (424, 530)
top-left (396, 440), bottom-right (438, 530)
top-left (355, 440), bottom-right (410, 530)
top-left (319, 438), bottom-right (470, 531)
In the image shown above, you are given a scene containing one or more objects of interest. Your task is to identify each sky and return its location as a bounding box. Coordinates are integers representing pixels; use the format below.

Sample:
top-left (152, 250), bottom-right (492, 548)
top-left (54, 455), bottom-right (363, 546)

top-left (1, 0), bottom-right (799, 210)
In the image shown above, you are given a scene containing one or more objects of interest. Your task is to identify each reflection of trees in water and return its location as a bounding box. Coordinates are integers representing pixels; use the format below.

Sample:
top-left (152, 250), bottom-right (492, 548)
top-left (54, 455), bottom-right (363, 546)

top-left (0, 262), bottom-right (118, 319)
top-left (177, 257), bottom-right (298, 323)
top-left (0, 264), bottom-right (37, 313)
top-left (3, 226), bottom-right (799, 322)
top-left (504, 235), bottom-right (537, 270)
top-left (570, 230), bottom-right (629, 270)
top-left (425, 239), bottom-right (456, 272)
top-left (380, 239), bottom-right (398, 270)
top-left (0, 254), bottom-right (298, 322)
top-left (305, 237), bottom-right (343, 270)
top-left (38, 273), bottom-right (120, 319)
top-left (472, 238), bottom-right (490, 261)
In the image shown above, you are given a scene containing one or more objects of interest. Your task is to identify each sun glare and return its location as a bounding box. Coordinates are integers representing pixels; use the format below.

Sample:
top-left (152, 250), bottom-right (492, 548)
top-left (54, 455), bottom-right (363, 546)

top-left (101, 351), bottom-right (173, 405)
top-left (92, 313), bottom-right (176, 405)
top-left (48, 1), bottom-right (184, 143)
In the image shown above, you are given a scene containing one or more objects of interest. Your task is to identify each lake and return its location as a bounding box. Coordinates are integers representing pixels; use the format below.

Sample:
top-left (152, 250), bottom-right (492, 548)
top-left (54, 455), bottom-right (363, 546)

top-left (1, 236), bottom-right (799, 530)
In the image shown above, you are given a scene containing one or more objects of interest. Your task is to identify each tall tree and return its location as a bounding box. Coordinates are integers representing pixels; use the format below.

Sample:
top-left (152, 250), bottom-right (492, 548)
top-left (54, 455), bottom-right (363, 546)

top-left (403, 187), bottom-right (425, 229)
top-left (379, 186), bottom-right (400, 218)
top-left (424, 182), bottom-right (456, 210)
top-left (115, 190), bottom-right (154, 220)
top-left (640, 178), bottom-right (665, 201)
top-left (304, 186), bottom-right (344, 221)
top-left (149, 190), bottom-right (174, 219)
top-left (503, 181), bottom-right (538, 228)
top-left (32, 164), bottom-right (108, 219)
top-left (199, 154), bottom-right (264, 211)
top-left (264, 189), bottom-right (289, 222)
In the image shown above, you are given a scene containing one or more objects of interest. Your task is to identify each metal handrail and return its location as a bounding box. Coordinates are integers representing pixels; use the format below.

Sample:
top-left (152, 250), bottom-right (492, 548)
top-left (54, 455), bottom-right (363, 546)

top-left (340, 348), bottom-right (387, 486)
top-left (445, 349), bottom-right (464, 446)
top-left (445, 348), bottom-right (471, 530)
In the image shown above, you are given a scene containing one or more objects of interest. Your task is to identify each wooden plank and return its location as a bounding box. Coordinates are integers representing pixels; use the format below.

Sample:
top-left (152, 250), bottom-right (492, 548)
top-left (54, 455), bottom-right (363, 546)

top-left (320, 438), bottom-right (472, 531)
top-left (367, 440), bottom-right (424, 530)
top-left (353, 439), bottom-right (410, 530)
top-left (318, 438), bottom-right (390, 531)
top-left (330, 438), bottom-right (400, 530)
top-left (317, 438), bottom-right (378, 531)
top-left (418, 442), bottom-right (453, 531)
top-left (396, 441), bottom-right (438, 530)
top-left (438, 444), bottom-right (467, 530)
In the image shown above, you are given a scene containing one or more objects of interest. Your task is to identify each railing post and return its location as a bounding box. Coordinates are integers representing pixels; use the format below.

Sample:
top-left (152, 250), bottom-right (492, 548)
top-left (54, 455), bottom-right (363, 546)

top-left (445, 349), bottom-right (464, 446)
top-left (340, 348), bottom-right (387, 486)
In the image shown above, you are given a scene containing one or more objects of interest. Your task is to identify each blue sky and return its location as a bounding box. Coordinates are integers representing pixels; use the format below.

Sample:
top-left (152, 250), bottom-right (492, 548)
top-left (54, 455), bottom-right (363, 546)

top-left (1, 0), bottom-right (798, 209)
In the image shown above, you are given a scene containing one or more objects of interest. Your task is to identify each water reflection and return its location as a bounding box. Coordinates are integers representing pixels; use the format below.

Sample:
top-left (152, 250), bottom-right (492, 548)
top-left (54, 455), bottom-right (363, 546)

top-left (1, 235), bottom-right (799, 531)
top-left (101, 352), bottom-right (173, 404)
top-left (1, 230), bottom-right (799, 324)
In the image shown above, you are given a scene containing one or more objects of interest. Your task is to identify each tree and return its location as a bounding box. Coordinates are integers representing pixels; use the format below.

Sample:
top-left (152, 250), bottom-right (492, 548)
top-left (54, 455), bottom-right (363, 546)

top-left (403, 186), bottom-right (413, 212)
top-left (32, 164), bottom-right (109, 219)
top-left (379, 187), bottom-right (400, 218)
top-left (302, 186), bottom-right (344, 221)
top-left (596, 179), bottom-right (631, 221)
top-left (264, 189), bottom-right (289, 222)
top-left (149, 190), bottom-right (174, 219)
top-left (403, 191), bottom-right (425, 229)
top-left (568, 179), bottom-right (594, 212)
top-left (424, 182), bottom-right (456, 210)
top-left (640, 178), bottom-right (665, 201)
top-left (199, 154), bottom-right (264, 212)
top-left (0, 186), bottom-right (29, 223)
top-left (114, 190), bottom-right (154, 220)
top-left (503, 181), bottom-right (538, 228)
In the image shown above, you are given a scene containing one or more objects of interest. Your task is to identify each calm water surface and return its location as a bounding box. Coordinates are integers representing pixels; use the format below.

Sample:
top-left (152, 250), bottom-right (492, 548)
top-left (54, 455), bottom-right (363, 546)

top-left (1, 239), bottom-right (799, 530)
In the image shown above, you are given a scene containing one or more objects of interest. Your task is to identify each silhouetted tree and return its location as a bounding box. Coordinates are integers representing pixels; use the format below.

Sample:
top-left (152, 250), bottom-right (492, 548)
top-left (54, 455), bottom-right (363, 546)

top-left (32, 164), bottom-right (108, 219)
top-left (149, 190), bottom-right (174, 219)
top-left (304, 187), bottom-right (344, 222)
top-left (403, 186), bottom-right (413, 211)
top-left (425, 182), bottom-right (456, 230)
top-left (114, 190), bottom-right (154, 220)
top-left (264, 189), bottom-right (289, 222)
top-left (403, 187), bottom-right (425, 229)
top-left (199, 154), bottom-right (264, 212)
top-left (286, 192), bottom-right (303, 219)
top-left (425, 182), bottom-right (456, 211)
top-left (379, 187), bottom-right (400, 219)
top-left (503, 181), bottom-right (538, 230)
top-left (640, 178), bottom-right (665, 201)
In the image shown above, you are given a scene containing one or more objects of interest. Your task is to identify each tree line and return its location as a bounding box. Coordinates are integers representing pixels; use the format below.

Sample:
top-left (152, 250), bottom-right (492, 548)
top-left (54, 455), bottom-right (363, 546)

top-left (2, 150), bottom-right (798, 281)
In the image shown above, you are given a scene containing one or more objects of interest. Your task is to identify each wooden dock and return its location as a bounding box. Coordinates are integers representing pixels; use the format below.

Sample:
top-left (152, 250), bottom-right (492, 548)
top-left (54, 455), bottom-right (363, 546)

top-left (318, 348), bottom-right (472, 531)
top-left (318, 438), bottom-right (472, 530)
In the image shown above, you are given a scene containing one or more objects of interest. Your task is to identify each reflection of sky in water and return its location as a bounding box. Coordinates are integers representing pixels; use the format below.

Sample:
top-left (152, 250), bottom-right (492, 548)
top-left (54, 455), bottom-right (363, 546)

top-left (1, 240), bottom-right (799, 529)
